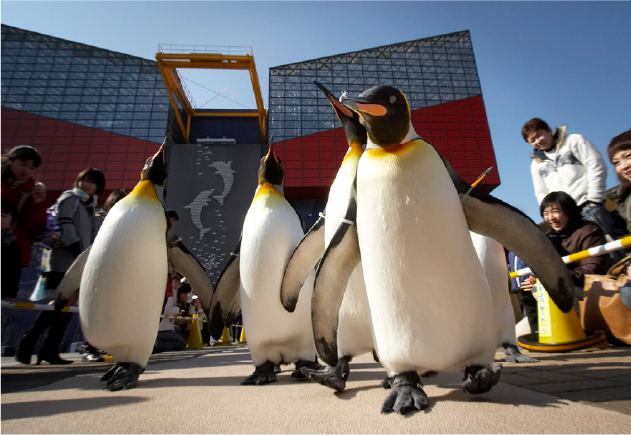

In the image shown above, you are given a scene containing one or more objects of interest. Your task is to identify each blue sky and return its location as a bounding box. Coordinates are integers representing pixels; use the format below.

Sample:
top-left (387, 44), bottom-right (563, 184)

top-left (2, 1), bottom-right (630, 222)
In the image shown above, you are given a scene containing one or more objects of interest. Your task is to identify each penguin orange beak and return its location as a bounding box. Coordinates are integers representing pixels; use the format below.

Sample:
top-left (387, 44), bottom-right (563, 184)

top-left (314, 81), bottom-right (354, 122)
top-left (264, 141), bottom-right (278, 163)
top-left (341, 97), bottom-right (387, 117)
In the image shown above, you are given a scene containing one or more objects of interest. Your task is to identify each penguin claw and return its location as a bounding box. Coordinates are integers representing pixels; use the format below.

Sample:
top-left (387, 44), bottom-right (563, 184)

top-left (301, 363), bottom-right (348, 391)
top-left (241, 361), bottom-right (277, 385)
top-left (100, 362), bottom-right (144, 392)
top-left (380, 376), bottom-right (393, 389)
top-left (503, 344), bottom-right (539, 363)
top-left (462, 363), bottom-right (502, 394)
top-left (291, 359), bottom-right (323, 379)
top-left (380, 371), bottom-right (428, 414)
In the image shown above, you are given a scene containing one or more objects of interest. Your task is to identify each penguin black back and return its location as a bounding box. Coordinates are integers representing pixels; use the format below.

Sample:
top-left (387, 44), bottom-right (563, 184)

top-left (258, 142), bottom-right (284, 185)
top-left (341, 85), bottom-right (410, 146)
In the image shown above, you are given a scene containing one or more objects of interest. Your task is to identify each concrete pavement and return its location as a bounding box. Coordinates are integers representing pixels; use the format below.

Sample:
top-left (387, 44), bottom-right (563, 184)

top-left (1, 344), bottom-right (630, 433)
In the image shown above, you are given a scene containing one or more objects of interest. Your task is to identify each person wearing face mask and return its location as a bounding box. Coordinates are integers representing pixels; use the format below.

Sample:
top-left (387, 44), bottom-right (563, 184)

top-left (16, 167), bottom-right (106, 365)
top-left (605, 130), bottom-right (631, 309)
top-left (522, 118), bottom-right (619, 246)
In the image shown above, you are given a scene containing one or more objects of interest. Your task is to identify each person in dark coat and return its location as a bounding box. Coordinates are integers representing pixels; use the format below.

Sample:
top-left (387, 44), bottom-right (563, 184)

top-left (2, 199), bottom-right (21, 300)
top-left (1, 145), bottom-right (48, 269)
top-left (540, 191), bottom-right (609, 309)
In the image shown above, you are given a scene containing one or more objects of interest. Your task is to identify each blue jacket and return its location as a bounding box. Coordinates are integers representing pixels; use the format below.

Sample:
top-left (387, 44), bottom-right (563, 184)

top-left (508, 251), bottom-right (533, 291)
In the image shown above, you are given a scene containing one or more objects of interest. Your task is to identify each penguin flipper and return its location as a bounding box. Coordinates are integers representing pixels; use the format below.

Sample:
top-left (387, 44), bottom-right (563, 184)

top-left (168, 236), bottom-right (215, 311)
top-left (209, 239), bottom-right (241, 340)
top-left (224, 292), bottom-right (241, 331)
top-left (281, 214), bottom-right (326, 312)
top-left (441, 157), bottom-right (574, 313)
top-left (312, 188), bottom-right (360, 367)
top-left (54, 245), bottom-right (92, 311)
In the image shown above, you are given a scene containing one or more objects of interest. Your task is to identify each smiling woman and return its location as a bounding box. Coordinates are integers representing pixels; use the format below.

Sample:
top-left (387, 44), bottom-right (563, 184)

top-left (540, 191), bottom-right (609, 293)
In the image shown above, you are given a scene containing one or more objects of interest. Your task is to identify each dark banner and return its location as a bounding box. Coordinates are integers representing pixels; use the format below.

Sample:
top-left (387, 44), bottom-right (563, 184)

top-left (165, 143), bottom-right (260, 283)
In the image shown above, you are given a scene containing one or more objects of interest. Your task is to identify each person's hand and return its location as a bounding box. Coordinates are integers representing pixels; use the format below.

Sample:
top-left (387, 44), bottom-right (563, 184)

top-left (31, 182), bottom-right (47, 203)
top-left (520, 275), bottom-right (536, 291)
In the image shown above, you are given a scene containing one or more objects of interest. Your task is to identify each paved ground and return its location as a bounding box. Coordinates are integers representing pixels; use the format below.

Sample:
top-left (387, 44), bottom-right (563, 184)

top-left (1, 344), bottom-right (630, 433)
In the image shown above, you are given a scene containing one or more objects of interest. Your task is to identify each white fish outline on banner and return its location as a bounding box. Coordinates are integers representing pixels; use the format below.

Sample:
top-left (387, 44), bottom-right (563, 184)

top-left (209, 161), bottom-right (235, 205)
top-left (184, 189), bottom-right (215, 240)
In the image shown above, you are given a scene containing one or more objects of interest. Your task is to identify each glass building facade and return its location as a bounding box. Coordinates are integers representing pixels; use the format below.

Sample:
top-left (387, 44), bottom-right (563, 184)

top-left (1, 24), bottom-right (174, 192)
top-left (268, 30), bottom-right (499, 195)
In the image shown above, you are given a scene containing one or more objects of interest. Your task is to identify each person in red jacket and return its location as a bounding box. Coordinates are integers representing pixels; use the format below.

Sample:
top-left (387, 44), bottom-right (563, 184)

top-left (1, 145), bottom-right (48, 268)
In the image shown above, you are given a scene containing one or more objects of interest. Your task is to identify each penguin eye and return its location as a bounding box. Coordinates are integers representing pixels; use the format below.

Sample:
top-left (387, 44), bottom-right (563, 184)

top-left (389, 96), bottom-right (397, 104)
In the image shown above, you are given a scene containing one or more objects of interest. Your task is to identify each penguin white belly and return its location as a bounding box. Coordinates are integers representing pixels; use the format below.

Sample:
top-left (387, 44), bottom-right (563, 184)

top-left (470, 232), bottom-right (517, 347)
top-left (357, 141), bottom-right (496, 375)
top-left (240, 184), bottom-right (316, 366)
top-left (79, 185), bottom-right (167, 367)
top-left (325, 148), bottom-right (375, 359)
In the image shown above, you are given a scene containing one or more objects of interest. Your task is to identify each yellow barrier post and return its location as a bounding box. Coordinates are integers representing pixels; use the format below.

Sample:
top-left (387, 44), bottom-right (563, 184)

top-left (239, 327), bottom-right (246, 344)
top-left (517, 280), bottom-right (607, 352)
top-left (186, 314), bottom-right (204, 350)
top-left (212, 327), bottom-right (233, 346)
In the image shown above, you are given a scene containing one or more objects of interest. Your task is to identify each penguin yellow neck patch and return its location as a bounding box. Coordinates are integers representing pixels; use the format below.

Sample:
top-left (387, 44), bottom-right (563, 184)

top-left (342, 143), bottom-right (364, 164)
top-left (366, 139), bottom-right (424, 158)
top-left (253, 183), bottom-right (283, 203)
top-left (129, 180), bottom-right (159, 202)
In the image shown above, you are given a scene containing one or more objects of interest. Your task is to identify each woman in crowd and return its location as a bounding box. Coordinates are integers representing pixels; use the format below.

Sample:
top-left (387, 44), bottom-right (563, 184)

top-left (16, 168), bottom-right (106, 365)
top-left (606, 129), bottom-right (631, 309)
top-left (1, 146), bottom-right (48, 289)
top-left (539, 191), bottom-right (609, 310)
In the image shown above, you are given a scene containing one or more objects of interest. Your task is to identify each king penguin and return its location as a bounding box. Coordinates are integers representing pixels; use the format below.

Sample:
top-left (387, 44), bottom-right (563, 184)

top-left (54, 142), bottom-right (214, 391)
top-left (341, 85), bottom-right (502, 413)
top-left (281, 81), bottom-right (377, 391)
top-left (212, 141), bottom-right (321, 385)
top-left (312, 86), bottom-right (575, 414)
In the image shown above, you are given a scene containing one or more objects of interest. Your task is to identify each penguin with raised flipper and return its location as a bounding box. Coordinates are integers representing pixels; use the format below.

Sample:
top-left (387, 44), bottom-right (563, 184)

top-left (54, 142), bottom-right (214, 391)
top-left (213, 140), bottom-right (320, 385)
top-left (281, 81), bottom-right (375, 391)
top-left (312, 85), bottom-right (574, 414)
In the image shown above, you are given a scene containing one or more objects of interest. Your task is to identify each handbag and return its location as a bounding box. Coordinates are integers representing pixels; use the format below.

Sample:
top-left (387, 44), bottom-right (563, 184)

top-left (581, 255), bottom-right (631, 345)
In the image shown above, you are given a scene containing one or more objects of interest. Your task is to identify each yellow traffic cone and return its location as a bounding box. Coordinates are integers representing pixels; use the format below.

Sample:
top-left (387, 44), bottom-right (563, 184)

top-left (239, 327), bottom-right (246, 344)
top-left (186, 314), bottom-right (204, 350)
top-left (211, 327), bottom-right (233, 346)
top-left (518, 280), bottom-right (606, 351)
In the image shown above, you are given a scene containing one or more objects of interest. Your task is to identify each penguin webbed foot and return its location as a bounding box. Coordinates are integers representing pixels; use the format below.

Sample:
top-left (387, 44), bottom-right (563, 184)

top-left (381, 371), bottom-right (429, 414)
top-left (503, 344), bottom-right (539, 363)
top-left (462, 363), bottom-right (502, 394)
top-left (292, 358), bottom-right (323, 379)
top-left (301, 358), bottom-right (350, 391)
top-left (241, 361), bottom-right (277, 385)
top-left (100, 362), bottom-right (144, 391)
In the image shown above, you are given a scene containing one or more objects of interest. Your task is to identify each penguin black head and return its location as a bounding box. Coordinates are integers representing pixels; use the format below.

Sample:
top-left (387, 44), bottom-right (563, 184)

top-left (340, 85), bottom-right (411, 146)
top-left (258, 140), bottom-right (284, 185)
top-left (141, 141), bottom-right (167, 186)
top-left (314, 81), bottom-right (367, 147)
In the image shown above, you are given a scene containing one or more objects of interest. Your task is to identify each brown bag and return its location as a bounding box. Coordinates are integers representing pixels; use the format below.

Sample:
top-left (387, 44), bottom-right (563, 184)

top-left (581, 256), bottom-right (631, 345)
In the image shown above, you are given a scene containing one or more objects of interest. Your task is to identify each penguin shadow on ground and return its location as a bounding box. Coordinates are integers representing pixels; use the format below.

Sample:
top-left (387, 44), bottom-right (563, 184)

top-left (428, 372), bottom-right (572, 410)
top-left (1, 396), bottom-right (149, 421)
